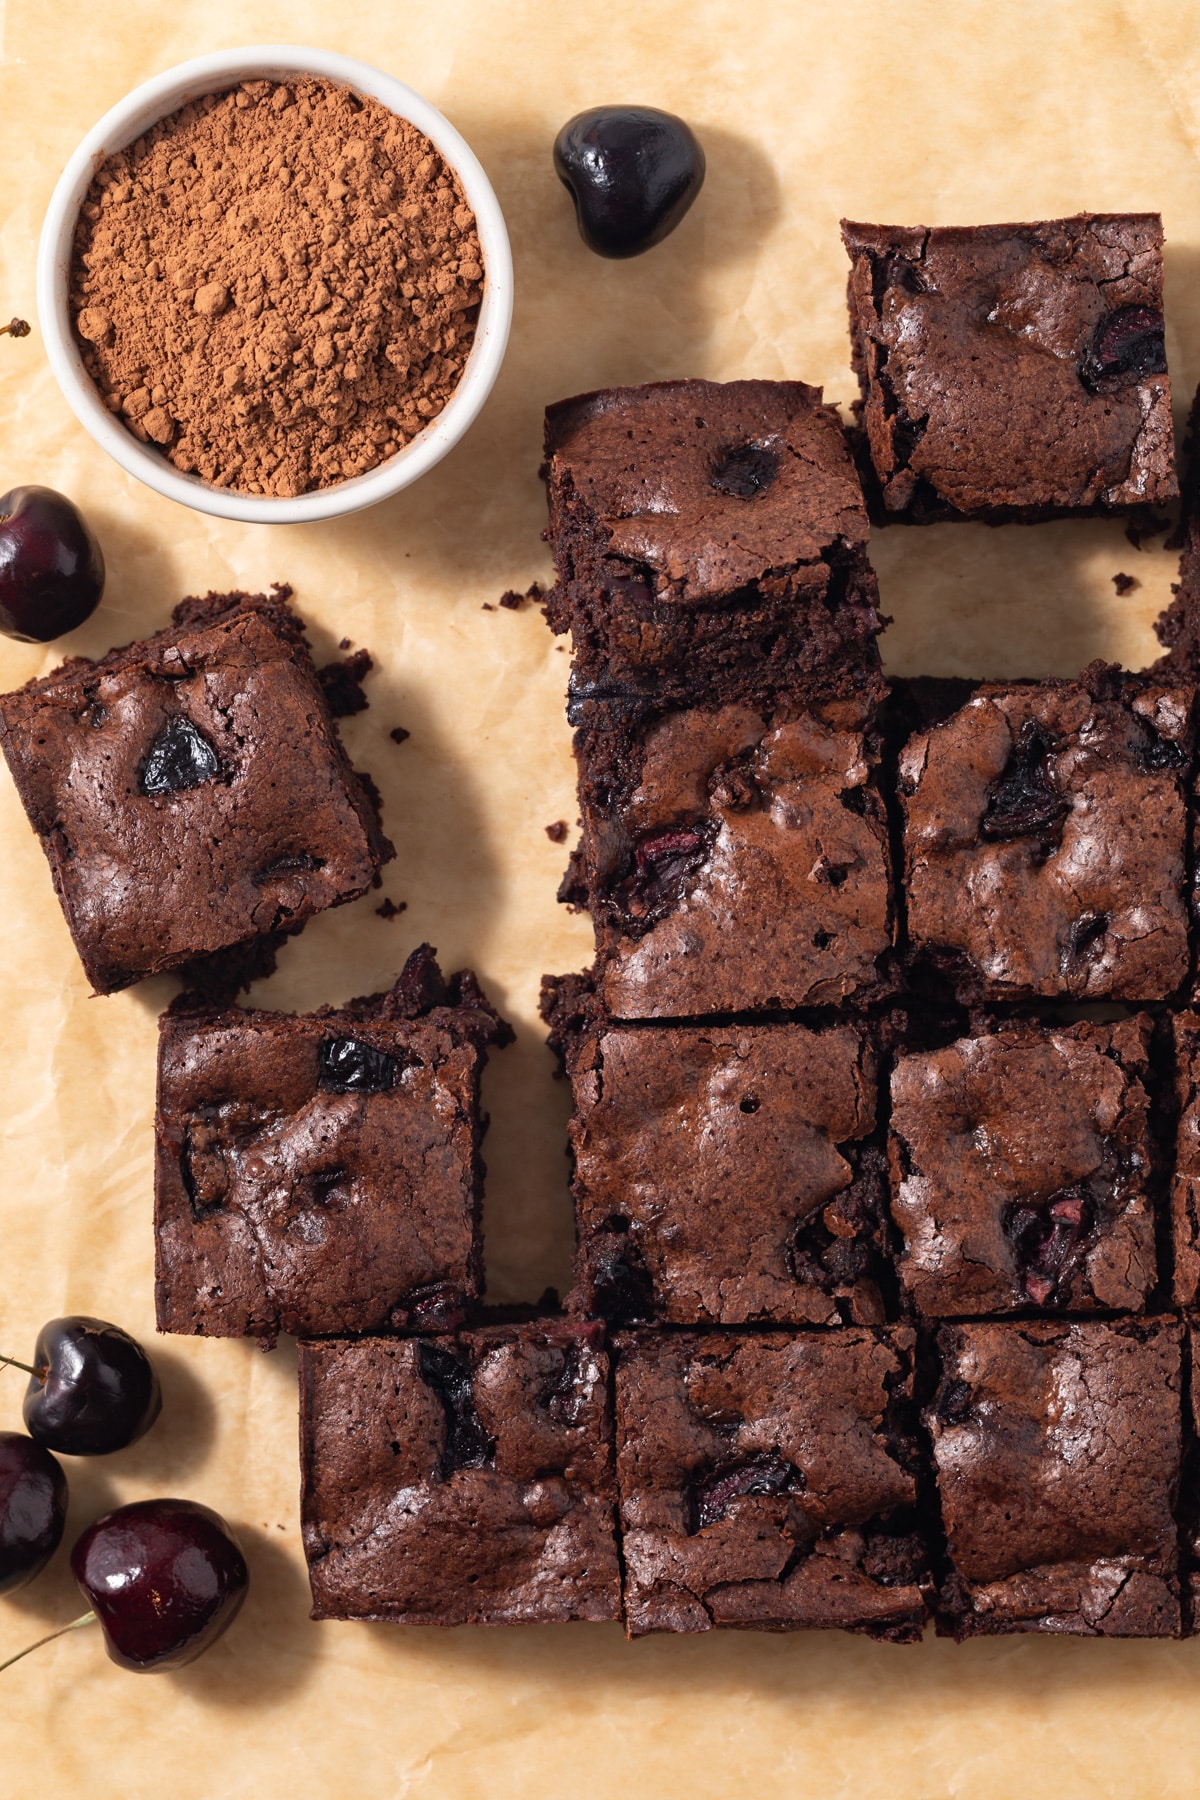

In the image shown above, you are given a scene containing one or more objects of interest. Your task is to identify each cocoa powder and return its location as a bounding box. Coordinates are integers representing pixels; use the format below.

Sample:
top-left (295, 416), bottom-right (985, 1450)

top-left (69, 77), bottom-right (483, 497)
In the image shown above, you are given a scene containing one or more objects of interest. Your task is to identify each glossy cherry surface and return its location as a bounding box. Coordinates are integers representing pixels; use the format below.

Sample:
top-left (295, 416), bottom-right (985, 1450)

top-left (553, 106), bottom-right (705, 258)
top-left (0, 1431), bottom-right (67, 1594)
top-left (71, 1498), bottom-right (249, 1672)
top-left (22, 1317), bottom-right (161, 1456)
top-left (0, 485), bottom-right (105, 642)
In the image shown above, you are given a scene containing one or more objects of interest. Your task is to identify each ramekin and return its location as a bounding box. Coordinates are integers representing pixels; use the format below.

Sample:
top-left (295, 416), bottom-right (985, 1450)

top-left (36, 45), bottom-right (513, 524)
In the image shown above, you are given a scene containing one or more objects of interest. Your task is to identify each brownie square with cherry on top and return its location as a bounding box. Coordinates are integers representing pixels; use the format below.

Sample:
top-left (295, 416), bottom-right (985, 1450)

top-left (299, 1322), bottom-right (621, 1625)
top-left (889, 1016), bottom-right (1156, 1318)
top-left (561, 694), bottom-right (894, 1017)
top-left (613, 1327), bottom-right (930, 1639)
top-left (0, 586), bottom-right (392, 994)
top-left (842, 214), bottom-right (1176, 521)
top-left (155, 945), bottom-right (510, 1339)
top-left (562, 1016), bottom-right (892, 1327)
top-left (898, 672), bottom-right (1193, 1003)
top-left (929, 1319), bottom-right (1182, 1638)
top-left (542, 378), bottom-right (886, 720)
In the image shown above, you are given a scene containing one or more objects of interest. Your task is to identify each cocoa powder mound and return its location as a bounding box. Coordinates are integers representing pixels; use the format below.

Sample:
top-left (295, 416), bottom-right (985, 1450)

top-left (69, 77), bottom-right (483, 497)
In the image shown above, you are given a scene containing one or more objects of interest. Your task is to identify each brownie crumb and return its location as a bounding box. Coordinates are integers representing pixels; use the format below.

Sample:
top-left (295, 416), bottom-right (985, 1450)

top-left (545, 820), bottom-right (569, 843)
top-left (376, 897), bottom-right (407, 920)
top-left (171, 922), bottom-right (304, 1012)
top-left (318, 648), bottom-right (373, 718)
top-left (390, 726), bottom-right (411, 745)
top-left (499, 582), bottom-right (546, 611)
top-left (1, 318), bottom-right (30, 340)
top-left (338, 637), bottom-right (353, 650)
top-left (1112, 572), bottom-right (1139, 594)
top-left (481, 602), bottom-right (495, 611)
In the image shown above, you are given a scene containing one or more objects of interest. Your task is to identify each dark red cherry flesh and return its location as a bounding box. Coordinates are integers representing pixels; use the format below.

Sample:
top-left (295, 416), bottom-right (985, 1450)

top-left (71, 1498), bottom-right (248, 1672)
top-left (553, 106), bottom-right (705, 258)
top-left (0, 1431), bottom-right (67, 1594)
top-left (0, 485), bottom-right (104, 642)
top-left (22, 1317), bottom-right (161, 1456)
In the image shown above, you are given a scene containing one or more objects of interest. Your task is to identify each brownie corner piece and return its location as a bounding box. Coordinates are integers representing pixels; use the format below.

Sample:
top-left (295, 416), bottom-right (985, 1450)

top-left (299, 1320), bottom-right (620, 1625)
top-left (565, 1015), bottom-right (892, 1327)
top-left (0, 586), bottom-right (392, 993)
top-left (154, 945), bottom-right (506, 1339)
top-left (889, 1014), bottom-right (1157, 1318)
top-left (842, 212), bottom-right (1176, 521)
top-left (929, 1318), bottom-right (1182, 1638)
top-left (613, 1327), bottom-right (929, 1639)
top-left (899, 674), bottom-right (1193, 1002)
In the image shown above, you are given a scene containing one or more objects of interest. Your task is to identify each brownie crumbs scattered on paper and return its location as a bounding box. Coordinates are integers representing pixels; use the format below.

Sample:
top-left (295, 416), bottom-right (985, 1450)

top-left (390, 726), bottom-right (410, 745)
top-left (1, 317), bottom-right (30, 339)
top-left (545, 820), bottom-right (569, 843)
top-left (69, 77), bottom-right (483, 497)
top-left (481, 601), bottom-right (496, 611)
top-left (498, 581), bottom-right (545, 611)
top-left (318, 647), bottom-right (373, 717)
top-left (376, 897), bottom-right (407, 920)
top-left (1112, 572), bottom-right (1139, 595)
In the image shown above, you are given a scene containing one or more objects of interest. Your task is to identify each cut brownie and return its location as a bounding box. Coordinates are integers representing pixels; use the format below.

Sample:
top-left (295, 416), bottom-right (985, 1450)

top-left (842, 214), bottom-right (1176, 520)
top-left (564, 695), bottom-right (894, 1017)
top-left (929, 1319), bottom-right (1182, 1637)
top-left (542, 379), bottom-right (886, 719)
top-left (889, 1017), bottom-right (1156, 1317)
top-left (899, 672), bottom-right (1193, 1002)
top-left (0, 586), bottom-right (392, 994)
top-left (300, 1322), bottom-right (620, 1624)
top-left (1171, 1013), bottom-right (1200, 1307)
top-left (155, 945), bottom-right (510, 1338)
top-left (614, 1328), bottom-right (929, 1639)
top-left (564, 1017), bottom-right (890, 1325)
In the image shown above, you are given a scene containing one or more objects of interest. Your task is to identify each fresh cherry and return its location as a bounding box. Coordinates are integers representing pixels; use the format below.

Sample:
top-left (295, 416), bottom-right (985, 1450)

top-left (8, 1316), bottom-right (161, 1456)
top-left (0, 1432), bottom-right (67, 1594)
top-left (0, 485), bottom-right (105, 642)
top-left (71, 1499), bottom-right (248, 1671)
top-left (553, 106), bottom-right (705, 258)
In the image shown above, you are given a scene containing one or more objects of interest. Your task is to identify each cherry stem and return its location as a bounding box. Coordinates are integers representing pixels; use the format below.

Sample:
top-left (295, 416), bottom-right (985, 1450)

top-left (0, 1353), bottom-right (40, 1379)
top-left (0, 1612), bottom-right (96, 1675)
top-left (0, 318), bottom-right (30, 339)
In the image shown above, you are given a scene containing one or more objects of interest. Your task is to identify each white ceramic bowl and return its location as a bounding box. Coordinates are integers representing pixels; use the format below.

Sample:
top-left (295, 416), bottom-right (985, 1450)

top-left (36, 45), bottom-right (513, 524)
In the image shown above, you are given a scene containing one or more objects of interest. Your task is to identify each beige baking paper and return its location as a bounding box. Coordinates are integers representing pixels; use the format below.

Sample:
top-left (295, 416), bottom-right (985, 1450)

top-left (3, 1), bottom-right (1200, 1794)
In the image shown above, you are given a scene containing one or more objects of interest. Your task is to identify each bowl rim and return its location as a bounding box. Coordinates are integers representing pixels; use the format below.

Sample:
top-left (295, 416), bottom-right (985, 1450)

top-left (35, 43), bottom-right (513, 524)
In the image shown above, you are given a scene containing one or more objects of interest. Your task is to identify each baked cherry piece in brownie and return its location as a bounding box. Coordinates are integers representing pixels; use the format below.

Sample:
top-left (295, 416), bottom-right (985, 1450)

top-left (563, 1017), bottom-right (891, 1325)
top-left (929, 1319), bottom-right (1182, 1637)
top-left (0, 586), bottom-right (392, 994)
top-left (542, 379), bottom-right (886, 720)
top-left (842, 215), bottom-right (1176, 520)
top-left (563, 695), bottom-right (894, 1016)
top-left (299, 1322), bottom-right (620, 1624)
top-left (889, 1017), bottom-right (1156, 1318)
top-left (613, 1328), bottom-right (929, 1639)
top-left (899, 672), bottom-right (1193, 1003)
top-left (155, 946), bottom-right (510, 1338)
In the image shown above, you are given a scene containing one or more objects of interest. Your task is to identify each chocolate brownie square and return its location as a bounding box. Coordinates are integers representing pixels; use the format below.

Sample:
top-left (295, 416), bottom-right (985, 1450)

top-left (564, 1017), bottom-right (890, 1326)
top-left (614, 1328), bottom-right (929, 1639)
top-left (899, 673), bottom-right (1193, 1002)
top-left (542, 379), bottom-right (886, 719)
top-left (889, 1017), bottom-right (1156, 1317)
top-left (1170, 1013), bottom-right (1200, 1307)
top-left (563, 695), bottom-right (894, 1017)
top-left (842, 214), bottom-right (1176, 520)
top-left (300, 1321), bottom-right (620, 1624)
top-left (0, 586), bottom-right (392, 994)
top-left (929, 1320), bottom-right (1182, 1637)
top-left (155, 946), bottom-right (510, 1338)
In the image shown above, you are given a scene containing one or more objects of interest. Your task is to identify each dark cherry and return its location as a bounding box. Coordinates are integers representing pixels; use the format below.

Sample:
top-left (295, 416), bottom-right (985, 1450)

top-left (140, 716), bottom-right (222, 797)
top-left (611, 824), bottom-right (711, 929)
top-left (553, 105), bottom-right (705, 258)
top-left (689, 1452), bottom-right (801, 1532)
top-left (416, 1342), bottom-right (494, 1476)
top-left (318, 1037), bottom-right (400, 1095)
top-left (0, 1432), bottom-right (67, 1594)
top-left (981, 719), bottom-right (1067, 846)
top-left (20, 1317), bottom-right (161, 1456)
top-left (1080, 306), bottom-right (1167, 393)
top-left (71, 1499), bottom-right (248, 1671)
top-left (0, 485), bottom-right (105, 642)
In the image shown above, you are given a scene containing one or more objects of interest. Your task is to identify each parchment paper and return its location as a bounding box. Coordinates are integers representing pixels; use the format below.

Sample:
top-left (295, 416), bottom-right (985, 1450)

top-left (3, 3), bottom-right (1200, 1795)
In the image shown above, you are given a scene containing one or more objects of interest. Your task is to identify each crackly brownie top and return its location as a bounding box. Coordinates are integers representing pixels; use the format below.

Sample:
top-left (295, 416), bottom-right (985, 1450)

top-left (614, 1329), bottom-right (927, 1634)
top-left (576, 697), bottom-right (892, 1016)
top-left (300, 1323), bottom-right (619, 1623)
top-left (890, 1017), bottom-right (1155, 1317)
top-left (929, 1320), bottom-right (1181, 1611)
top-left (0, 586), bottom-right (390, 991)
top-left (544, 379), bottom-right (869, 603)
top-left (900, 677), bottom-right (1192, 1001)
top-left (843, 215), bottom-right (1177, 514)
top-left (568, 1022), bottom-right (885, 1327)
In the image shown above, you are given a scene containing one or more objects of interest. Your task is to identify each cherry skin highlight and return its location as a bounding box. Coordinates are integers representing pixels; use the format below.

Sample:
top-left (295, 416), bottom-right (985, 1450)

top-left (0, 485), bottom-right (104, 642)
top-left (22, 1317), bottom-right (161, 1456)
top-left (70, 1498), bottom-right (249, 1672)
top-left (0, 1431), bottom-right (67, 1594)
